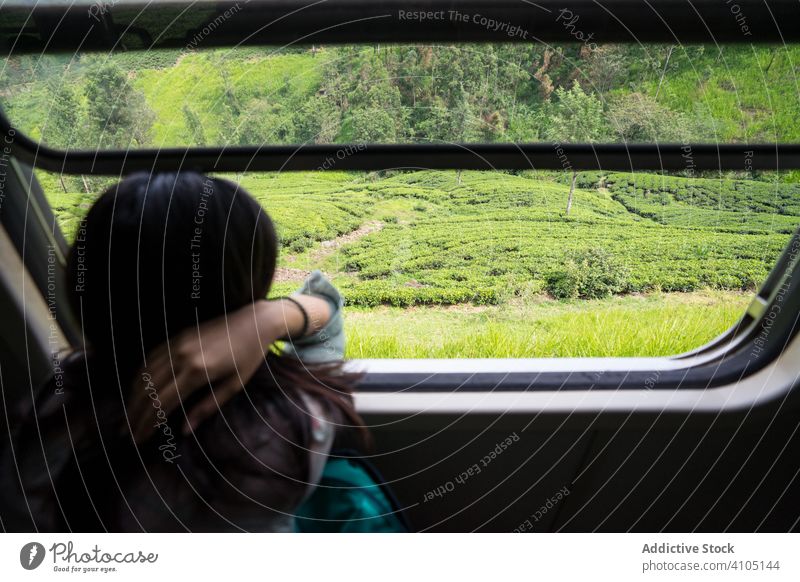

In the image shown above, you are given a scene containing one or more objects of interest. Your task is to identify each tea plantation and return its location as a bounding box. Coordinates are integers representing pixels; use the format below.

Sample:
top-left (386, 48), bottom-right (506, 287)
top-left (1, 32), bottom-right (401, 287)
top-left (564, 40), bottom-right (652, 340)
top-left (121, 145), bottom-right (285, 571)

top-left (238, 170), bottom-right (795, 306)
top-left (41, 168), bottom-right (797, 356)
top-left (48, 169), bottom-right (795, 306)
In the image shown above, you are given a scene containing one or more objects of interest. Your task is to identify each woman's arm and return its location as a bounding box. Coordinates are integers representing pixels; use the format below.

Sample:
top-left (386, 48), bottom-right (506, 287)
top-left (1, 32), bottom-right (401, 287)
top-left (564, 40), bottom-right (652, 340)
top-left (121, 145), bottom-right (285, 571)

top-left (263, 294), bottom-right (333, 341)
top-left (127, 293), bottom-right (332, 443)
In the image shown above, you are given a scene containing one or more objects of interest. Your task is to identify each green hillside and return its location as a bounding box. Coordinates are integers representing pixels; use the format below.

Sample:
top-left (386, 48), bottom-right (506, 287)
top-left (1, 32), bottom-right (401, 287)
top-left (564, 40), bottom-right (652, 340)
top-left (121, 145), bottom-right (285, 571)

top-left (136, 51), bottom-right (326, 145)
top-left (4, 44), bottom-right (800, 147)
top-left (632, 46), bottom-right (800, 143)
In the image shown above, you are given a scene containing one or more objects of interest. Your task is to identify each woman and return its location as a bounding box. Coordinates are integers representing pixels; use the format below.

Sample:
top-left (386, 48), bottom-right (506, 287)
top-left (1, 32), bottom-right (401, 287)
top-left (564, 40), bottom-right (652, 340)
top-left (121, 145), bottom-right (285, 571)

top-left (1, 172), bottom-right (364, 532)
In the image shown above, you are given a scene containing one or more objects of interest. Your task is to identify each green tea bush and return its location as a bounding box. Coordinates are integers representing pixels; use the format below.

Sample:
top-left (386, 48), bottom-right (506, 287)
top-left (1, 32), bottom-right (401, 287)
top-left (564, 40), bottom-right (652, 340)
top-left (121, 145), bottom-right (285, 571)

top-left (546, 248), bottom-right (630, 299)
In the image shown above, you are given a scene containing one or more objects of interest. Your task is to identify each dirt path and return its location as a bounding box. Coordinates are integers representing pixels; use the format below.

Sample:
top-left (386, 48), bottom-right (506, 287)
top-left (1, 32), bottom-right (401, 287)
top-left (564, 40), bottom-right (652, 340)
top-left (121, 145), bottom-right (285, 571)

top-left (273, 267), bottom-right (313, 283)
top-left (310, 220), bottom-right (383, 261)
top-left (274, 220), bottom-right (383, 283)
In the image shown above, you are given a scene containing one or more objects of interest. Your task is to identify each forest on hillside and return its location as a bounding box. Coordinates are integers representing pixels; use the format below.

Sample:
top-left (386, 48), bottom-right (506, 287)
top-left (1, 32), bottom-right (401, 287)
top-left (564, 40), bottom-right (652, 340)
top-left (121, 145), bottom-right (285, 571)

top-left (2, 43), bottom-right (797, 156)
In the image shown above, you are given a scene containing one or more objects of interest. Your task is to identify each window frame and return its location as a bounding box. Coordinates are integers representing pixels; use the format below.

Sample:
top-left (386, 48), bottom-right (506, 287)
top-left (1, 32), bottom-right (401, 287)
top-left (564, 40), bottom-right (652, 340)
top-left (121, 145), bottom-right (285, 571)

top-left (2, 0), bottom-right (800, 413)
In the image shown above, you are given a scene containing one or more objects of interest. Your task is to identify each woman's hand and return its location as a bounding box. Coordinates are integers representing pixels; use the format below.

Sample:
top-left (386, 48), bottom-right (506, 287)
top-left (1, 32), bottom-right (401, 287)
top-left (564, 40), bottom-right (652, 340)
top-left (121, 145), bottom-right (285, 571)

top-left (126, 294), bottom-right (332, 443)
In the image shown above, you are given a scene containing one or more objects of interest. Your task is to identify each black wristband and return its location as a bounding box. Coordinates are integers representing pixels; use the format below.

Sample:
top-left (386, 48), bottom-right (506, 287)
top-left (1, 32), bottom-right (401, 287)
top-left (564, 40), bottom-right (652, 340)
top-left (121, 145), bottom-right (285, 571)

top-left (281, 296), bottom-right (310, 340)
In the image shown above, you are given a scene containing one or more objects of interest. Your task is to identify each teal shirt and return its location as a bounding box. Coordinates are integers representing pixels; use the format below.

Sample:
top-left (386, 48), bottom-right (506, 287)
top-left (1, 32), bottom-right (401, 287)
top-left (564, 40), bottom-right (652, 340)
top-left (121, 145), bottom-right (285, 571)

top-left (287, 272), bottom-right (407, 532)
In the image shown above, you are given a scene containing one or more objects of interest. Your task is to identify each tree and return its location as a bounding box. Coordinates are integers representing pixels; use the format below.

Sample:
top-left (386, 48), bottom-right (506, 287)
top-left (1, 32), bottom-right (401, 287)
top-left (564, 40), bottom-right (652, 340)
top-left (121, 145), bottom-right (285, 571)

top-left (450, 87), bottom-right (482, 184)
top-left (43, 84), bottom-right (80, 148)
top-left (608, 92), bottom-right (690, 142)
top-left (215, 100), bottom-right (242, 145)
top-left (547, 81), bottom-right (609, 143)
top-left (237, 98), bottom-right (295, 145)
top-left (43, 83), bottom-right (90, 192)
top-left (344, 59), bottom-right (407, 142)
top-left (292, 95), bottom-right (341, 144)
top-left (654, 45), bottom-right (675, 99)
top-left (545, 81), bottom-right (610, 214)
top-left (348, 107), bottom-right (401, 142)
top-left (182, 104), bottom-right (207, 146)
top-left (504, 103), bottom-right (546, 142)
top-left (84, 59), bottom-right (154, 149)
top-left (583, 45), bottom-right (626, 95)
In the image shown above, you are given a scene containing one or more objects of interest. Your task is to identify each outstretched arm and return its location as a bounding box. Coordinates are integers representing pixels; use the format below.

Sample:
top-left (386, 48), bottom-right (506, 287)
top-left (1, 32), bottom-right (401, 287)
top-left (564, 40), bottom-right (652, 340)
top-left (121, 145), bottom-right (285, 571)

top-left (126, 292), bottom-right (332, 443)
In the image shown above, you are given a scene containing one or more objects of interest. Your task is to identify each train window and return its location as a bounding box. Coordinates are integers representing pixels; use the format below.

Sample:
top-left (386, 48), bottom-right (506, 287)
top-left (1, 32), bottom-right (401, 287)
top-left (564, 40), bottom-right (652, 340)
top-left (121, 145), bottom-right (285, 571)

top-left (2, 44), bottom-right (797, 360)
top-left (22, 164), bottom-right (792, 360)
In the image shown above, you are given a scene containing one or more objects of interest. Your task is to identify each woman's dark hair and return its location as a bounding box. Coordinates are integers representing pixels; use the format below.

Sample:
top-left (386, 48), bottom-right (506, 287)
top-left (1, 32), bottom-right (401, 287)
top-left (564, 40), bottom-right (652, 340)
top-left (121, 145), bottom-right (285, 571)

top-left (12, 172), bottom-right (363, 531)
top-left (69, 172), bottom-right (274, 365)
